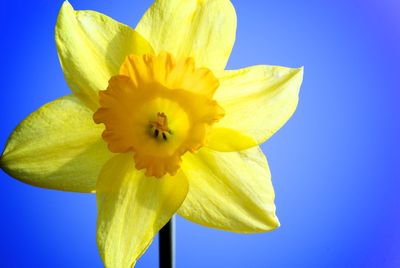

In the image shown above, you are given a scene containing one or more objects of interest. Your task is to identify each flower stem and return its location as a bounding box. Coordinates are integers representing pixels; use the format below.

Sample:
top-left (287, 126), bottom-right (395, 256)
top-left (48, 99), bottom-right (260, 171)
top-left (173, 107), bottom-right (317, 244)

top-left (159, 216), bottom-right (175, 268)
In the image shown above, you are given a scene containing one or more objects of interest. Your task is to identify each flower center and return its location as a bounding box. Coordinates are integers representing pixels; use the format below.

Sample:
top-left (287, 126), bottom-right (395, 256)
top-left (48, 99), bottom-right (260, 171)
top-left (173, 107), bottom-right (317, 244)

top-left (150, 112), bottom-right (171, 141)
top-left (94, 52), bottom-right (224, 178)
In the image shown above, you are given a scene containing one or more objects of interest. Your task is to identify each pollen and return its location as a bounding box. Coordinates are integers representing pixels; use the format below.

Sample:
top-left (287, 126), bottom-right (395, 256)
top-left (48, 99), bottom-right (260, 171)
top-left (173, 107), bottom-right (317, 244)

top-left (93, 52), bottom-right (225, 178)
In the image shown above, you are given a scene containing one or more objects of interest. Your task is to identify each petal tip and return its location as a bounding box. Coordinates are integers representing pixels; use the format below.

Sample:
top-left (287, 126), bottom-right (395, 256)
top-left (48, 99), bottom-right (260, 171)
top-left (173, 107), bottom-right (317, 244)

top-left (298, 66), bottom-right (304, 75)
top-left (256, 213), bottom-right (280, 233)
top-left (60, 0), bottom-right (74, 14)
top-left (272, 214), bottom-right (281, 229)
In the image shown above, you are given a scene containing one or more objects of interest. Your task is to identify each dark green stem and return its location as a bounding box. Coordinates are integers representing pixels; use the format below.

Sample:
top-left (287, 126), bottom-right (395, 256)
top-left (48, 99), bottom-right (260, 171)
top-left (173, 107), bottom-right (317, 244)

top-left (159, 217), bottom-right (175, 268)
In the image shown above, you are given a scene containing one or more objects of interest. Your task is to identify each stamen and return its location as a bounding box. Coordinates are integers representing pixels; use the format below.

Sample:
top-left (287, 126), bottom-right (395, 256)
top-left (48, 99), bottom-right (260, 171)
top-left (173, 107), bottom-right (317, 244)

top-left (150, 112), bottom-right (171, 141)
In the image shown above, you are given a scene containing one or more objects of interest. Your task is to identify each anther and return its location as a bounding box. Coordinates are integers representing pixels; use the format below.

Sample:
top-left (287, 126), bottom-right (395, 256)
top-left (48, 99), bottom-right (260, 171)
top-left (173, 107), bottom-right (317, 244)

top-left (149, 112), bottom-right (171, 141)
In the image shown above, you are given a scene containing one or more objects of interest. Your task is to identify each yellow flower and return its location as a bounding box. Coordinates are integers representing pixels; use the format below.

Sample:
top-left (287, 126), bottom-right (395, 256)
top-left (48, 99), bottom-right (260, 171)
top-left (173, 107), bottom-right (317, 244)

top-left (0, 0), bottom-right (303, 267)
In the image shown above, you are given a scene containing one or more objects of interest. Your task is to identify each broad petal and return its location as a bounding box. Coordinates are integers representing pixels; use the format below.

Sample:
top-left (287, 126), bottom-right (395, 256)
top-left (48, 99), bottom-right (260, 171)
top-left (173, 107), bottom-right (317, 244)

top-left (207, 65), bottom-right (303, 151)
top-left (56, 2), bottom-right (154, 110)
top-left (0, 95), bottom-right (111, 193)
top-left (96, 154), bottom-right (188, 268)
top-left (136, 0), bottom-right (236, 71)
top-left (178, 147), bottom-right (279, 233)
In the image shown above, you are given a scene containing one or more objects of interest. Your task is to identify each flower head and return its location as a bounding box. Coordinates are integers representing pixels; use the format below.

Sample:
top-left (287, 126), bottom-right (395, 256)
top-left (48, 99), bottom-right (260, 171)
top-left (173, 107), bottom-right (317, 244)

top-left (94, 52), bottom-right (224, 177)
top-left (0, 1), bottom-right (303, 267)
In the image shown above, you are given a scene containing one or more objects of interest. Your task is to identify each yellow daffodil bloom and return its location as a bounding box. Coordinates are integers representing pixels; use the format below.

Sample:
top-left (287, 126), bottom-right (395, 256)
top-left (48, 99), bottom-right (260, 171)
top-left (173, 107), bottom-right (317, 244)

top-left (0, 0), bottom-right (303, 267)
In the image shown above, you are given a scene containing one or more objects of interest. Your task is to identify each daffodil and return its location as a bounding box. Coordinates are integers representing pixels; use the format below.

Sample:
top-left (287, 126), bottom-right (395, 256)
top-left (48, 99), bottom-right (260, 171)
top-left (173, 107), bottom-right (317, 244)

top-left (0, 0), bottom-right (303, 267)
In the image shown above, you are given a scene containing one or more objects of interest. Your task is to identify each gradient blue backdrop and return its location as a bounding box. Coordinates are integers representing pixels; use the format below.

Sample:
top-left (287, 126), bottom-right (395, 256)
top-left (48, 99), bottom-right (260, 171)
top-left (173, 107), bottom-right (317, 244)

top-left (0, 0), bottom-right (399, 267)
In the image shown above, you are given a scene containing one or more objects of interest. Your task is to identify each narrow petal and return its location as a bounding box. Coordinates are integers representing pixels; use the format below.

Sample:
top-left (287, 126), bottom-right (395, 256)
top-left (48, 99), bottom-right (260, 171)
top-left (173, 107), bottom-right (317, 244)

top-left (96, 154), bottom-right (188, 268)
top-left (178, 147), bottom-right (279, 233)
top-left (207, 65), bottom-right (304, 151)
top-left (0, 95), bottom-right (111, 193)
top-left (56, 2), bottom-right (154, 110)
top-left (136, 0), bottom-right (236, 71)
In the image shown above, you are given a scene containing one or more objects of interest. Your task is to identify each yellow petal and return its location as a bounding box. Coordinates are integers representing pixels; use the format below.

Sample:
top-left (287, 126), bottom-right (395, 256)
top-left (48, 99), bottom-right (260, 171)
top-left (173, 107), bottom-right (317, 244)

top-left (56, 1), bottom-right (154, 110)
top-left (205, 127), bottom-right (257, 152)
top-left (207, 65), bottom-right (303, 151)
top-left (136, 0), bottom-right (236, 71)
top-left (0, 95), bottom-right (111, 193)
top-left (178, 147), bottom-right (279, 233)
top-left (96, 154), bottom-right (188, 268)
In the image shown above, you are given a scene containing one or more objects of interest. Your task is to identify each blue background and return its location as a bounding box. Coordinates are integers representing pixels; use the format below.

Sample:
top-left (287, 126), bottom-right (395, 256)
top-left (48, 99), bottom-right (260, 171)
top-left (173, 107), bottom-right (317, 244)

top-left (0, 0), bottom-right (399, 267)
